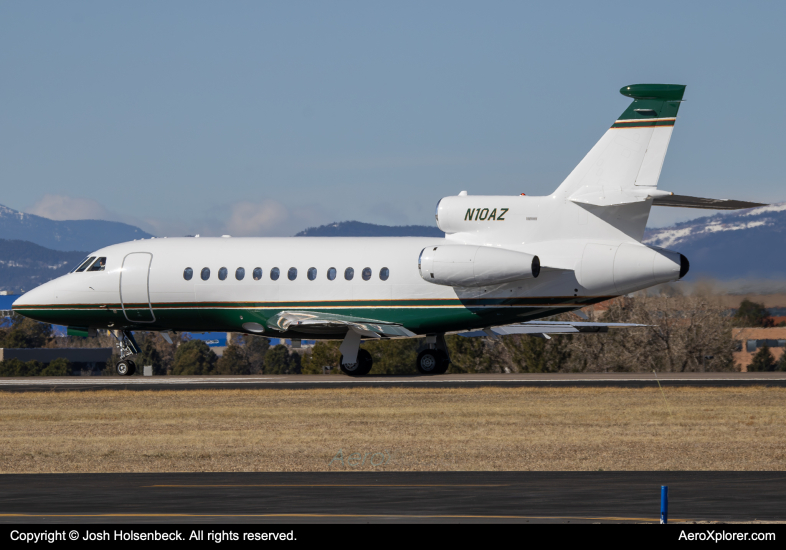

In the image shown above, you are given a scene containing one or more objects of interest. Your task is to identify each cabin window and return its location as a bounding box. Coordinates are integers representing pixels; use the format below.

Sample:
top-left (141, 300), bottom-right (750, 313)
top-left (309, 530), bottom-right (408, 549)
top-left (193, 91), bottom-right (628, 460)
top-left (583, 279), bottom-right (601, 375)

top-left (201, 267), bottom-right (210, 281)
top-left (344, 267), bottom-right (354, 281)
top-left (362, 267), bottom-right (372, 281)
top-left (75, 257), bottom-right (96, 273)
top-left (236, 267), bottom-right (245, 281)
top-left (218, 267), bottom-right (228, 281)
top-left (327, 267), bottom-right (337, 281)
top-left (87, 257), bottom-right (107, 271)
top-left (270, 267), bottom-right (280, 281)
top-left (183, 267), bottom-right (193, 281)
top-left (288, 267), bottom-right (298, 281)
top-left (308, 267), bottom-right (317, 281)
top-left (253, 267), bottom-right (262, 280)
top-left (379, 267), bottom-right (389, 281)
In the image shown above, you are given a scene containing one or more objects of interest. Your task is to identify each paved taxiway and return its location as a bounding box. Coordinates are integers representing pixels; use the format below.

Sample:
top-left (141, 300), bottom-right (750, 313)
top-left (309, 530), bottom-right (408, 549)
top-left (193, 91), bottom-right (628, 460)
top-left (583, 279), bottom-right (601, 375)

top-left (0, 372), bottom-right (784, 392)
top-left (0, 471), bottom-right (783, 523)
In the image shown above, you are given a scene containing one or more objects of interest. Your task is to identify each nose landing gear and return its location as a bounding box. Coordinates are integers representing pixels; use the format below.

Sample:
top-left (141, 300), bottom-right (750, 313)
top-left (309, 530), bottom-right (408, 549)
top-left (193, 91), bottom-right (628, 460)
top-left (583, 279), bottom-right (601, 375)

top-left (112, 330), bottom-right (141, 376)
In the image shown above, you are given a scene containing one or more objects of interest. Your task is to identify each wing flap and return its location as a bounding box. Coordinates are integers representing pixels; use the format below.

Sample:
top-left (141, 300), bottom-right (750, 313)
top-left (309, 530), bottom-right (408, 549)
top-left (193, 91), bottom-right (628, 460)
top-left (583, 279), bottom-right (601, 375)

top-left (267, 311), bottom-right (417, 338)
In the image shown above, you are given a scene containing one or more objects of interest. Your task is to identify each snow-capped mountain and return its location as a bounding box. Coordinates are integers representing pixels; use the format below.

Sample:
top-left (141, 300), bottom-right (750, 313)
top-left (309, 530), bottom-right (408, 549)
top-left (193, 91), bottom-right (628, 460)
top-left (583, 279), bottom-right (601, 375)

top-left (644, 203), bottom-right (786, 280)
top-left (0, 204), bottom-right (153, 252)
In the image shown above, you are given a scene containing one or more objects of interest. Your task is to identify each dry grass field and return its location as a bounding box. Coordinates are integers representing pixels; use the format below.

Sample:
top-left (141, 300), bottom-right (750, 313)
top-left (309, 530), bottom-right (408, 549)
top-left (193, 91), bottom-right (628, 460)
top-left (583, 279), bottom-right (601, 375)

top-left (0, 387), bottom-right (784, 473)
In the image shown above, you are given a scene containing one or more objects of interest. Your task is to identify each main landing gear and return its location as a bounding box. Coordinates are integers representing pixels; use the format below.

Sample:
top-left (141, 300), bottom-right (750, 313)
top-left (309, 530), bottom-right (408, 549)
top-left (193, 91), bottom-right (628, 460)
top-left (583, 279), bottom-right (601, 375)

top-left (112, 330), bottom-right (141, 376)
top-left (416, 349), bottom-right (449, 375)
top-left (337, 329), bottom-right (451, 376)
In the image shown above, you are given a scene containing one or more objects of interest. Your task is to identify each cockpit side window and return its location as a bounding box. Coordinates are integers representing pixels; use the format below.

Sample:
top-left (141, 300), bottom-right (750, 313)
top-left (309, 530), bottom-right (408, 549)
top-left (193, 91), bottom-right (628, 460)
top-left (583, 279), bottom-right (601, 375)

top-left (75, 257), bottom-right (96, 273)
top-left (87, 257), bottom-right (107, 271)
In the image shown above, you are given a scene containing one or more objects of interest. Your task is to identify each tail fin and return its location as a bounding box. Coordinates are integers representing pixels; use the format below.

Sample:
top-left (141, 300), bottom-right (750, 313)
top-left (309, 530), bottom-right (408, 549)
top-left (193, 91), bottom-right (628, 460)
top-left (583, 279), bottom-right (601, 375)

top-left (554, 84), bottom-right (686, 240)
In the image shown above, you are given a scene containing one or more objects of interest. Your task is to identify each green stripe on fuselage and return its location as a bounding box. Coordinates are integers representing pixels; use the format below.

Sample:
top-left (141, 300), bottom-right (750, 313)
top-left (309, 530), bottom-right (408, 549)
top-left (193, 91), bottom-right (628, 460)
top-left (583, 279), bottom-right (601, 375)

top-left (13, 296), bottom-right (614, 337)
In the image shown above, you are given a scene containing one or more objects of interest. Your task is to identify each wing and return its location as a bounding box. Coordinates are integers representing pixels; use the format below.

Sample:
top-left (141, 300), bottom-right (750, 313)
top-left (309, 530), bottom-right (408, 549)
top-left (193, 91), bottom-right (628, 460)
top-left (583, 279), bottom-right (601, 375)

top-left (267, 310), bottom-right (417, 338)
top-left (459, 321), bottom-right (646, 340)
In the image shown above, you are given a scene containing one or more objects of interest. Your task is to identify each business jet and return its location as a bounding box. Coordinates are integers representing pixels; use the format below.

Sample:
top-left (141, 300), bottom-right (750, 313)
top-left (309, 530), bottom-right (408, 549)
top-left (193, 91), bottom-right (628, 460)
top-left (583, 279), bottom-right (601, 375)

top-left (13, 84), bottom-right (764, 376)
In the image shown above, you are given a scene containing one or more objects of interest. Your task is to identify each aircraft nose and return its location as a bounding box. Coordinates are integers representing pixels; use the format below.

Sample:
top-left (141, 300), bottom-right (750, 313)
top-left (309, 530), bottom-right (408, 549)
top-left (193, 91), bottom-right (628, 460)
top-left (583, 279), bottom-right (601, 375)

top-left (12, 280), bottom-right (59, 317)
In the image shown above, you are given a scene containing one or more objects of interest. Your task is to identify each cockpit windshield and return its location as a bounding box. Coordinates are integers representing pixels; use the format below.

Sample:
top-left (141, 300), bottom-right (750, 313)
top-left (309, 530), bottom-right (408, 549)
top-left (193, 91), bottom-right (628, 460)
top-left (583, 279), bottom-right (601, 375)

top-left (72, 257), bottom-right (95, 273)
top-left (87, 257), bottom-right (107, 271)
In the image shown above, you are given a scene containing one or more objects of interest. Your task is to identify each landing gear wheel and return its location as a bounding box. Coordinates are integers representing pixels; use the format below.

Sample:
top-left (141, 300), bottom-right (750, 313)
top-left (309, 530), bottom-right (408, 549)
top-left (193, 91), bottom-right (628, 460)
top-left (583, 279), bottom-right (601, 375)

top-left (433, 350), bottom-right (450, 374)
top-left (116, 360), bottom-right (135, 376)
top-left (417, 349), bottom-right (449, 375)
top-left (339, 348), bottom-right (373, 376)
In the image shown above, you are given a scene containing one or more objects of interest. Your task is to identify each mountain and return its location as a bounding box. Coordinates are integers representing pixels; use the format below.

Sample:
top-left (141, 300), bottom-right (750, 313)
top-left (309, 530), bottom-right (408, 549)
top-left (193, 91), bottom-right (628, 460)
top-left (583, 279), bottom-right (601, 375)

top-left (0, 239), bottom-right (87, 293)
top-left (644, 203), bottom-right (786, 280)
top-left (295, 220), bottom-right (443, 237)
top-left (0, 204), bottom-right (153, 252)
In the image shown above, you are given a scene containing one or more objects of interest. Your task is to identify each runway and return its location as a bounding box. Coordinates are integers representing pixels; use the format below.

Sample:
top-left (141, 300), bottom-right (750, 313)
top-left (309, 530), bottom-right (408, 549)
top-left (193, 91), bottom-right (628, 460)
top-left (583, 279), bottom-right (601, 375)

top-left (0, 372), bottom-right (785, 392)
top-left (0, 471), bottom-right (783, 523)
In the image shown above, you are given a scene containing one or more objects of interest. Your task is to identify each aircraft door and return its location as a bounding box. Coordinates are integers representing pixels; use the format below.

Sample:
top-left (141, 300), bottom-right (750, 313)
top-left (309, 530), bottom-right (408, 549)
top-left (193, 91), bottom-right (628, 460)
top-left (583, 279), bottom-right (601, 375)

top-left (120, 253), bottom-right (156, 323)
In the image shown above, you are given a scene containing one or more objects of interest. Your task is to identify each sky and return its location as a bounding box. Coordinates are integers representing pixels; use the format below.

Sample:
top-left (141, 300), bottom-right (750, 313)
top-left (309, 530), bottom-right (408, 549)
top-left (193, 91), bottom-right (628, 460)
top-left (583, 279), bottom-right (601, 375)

top-left (1, 1), bottom-right (784, 237)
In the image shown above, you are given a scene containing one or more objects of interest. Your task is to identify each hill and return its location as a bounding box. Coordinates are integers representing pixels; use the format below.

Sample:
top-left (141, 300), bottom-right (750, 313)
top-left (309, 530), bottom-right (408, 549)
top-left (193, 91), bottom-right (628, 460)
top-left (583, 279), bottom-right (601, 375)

top-left (0, 239), bottom-right (87, 293)
top-left (295, 221), bottom-right (443, 237)
top-left (0, 204), bottom-right (153, 252)
top-left (644, 204), bottom-right (786, 280)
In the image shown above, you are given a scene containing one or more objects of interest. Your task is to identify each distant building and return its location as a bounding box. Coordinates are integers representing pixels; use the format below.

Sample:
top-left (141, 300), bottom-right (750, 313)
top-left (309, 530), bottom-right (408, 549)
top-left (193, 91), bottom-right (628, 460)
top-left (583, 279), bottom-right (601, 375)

top-left (733, 327), bottom-right (786, 371)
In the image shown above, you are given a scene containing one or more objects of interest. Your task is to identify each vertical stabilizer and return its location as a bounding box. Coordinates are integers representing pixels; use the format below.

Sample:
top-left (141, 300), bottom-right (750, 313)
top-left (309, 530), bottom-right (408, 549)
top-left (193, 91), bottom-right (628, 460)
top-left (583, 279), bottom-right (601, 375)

top-left (554, 84), bottom-right (686, 240)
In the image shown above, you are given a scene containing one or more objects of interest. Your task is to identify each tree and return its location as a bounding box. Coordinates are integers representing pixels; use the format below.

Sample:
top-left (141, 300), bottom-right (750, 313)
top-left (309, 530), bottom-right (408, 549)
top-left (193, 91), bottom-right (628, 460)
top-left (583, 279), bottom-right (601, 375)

top-left (301, 341), bottom-right (342, 374)
top-left (235, 334), bottom-right (270, 373)
top-left (171, 340), bottom-right (218, 375)
top-left (41, 358), bottom-right (71, 376)
top-left (733, 299), bottom-right (774, 327)
top-left (748, 345), bottom-right (775, 372)
top-left (1, 315), bottom-right (52, 348)
top-left (135, 334), bottom-right (166, 375)
top-left (263, 344), bottom-right (301, 374)
top-left (777, 350), bottom-right (786, 372)
top-left (215, 343), bottom-right (251, 374)
top-left (0, 359), bottom-right (43, 376)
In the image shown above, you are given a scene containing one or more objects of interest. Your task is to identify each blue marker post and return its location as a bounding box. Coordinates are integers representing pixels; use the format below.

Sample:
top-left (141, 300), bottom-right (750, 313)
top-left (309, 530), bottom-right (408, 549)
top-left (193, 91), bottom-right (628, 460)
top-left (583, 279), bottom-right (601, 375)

top-left (660, 486), bottom-right (669, 524)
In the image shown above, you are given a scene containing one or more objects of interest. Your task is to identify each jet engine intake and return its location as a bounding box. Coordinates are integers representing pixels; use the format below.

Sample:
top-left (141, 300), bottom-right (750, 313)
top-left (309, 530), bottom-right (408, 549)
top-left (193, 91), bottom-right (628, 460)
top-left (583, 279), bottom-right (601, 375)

top-left (419, 245), bottom-right (540, 287)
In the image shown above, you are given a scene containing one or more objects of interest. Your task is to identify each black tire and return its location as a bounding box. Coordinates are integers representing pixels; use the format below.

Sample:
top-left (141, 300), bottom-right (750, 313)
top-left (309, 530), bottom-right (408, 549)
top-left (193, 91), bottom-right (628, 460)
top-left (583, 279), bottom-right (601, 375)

top-left (127, 360), bottom-right (136, 376)
top-left (116, 360), bottom-right (132, 376)
top-left (433, 350), bottom-right (450, 374)
top-left (416, 349), bottom-right (442, 374)
top-left (340, 348), bottom-right (373, 376)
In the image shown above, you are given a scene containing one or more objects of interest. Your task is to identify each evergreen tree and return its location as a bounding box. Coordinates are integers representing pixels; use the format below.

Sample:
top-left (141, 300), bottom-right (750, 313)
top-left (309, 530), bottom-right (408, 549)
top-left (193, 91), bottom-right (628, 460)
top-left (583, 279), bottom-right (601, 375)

top-left (748, 345), bottom-right (775, 372)
top-left (136, 335), bottom-right (166, 375)
top-left (733, 299), bottom-right (774, 327)
top-left (236, 334), bottom-right (270, 373)
top-left (263, 344), bottom-right (301, 374)
top-left (215, 343), bottom-right (251, 374)
top-left (777, 350), bottom-right (786, 372)
top-left (41, 358), bottom-right (71, 376)
top-left (1, 315), bottom-right (52, 348)
top-left (171, 340), bottom-right (218, 375)
top-left (301, 341), bottom-right (342, 374)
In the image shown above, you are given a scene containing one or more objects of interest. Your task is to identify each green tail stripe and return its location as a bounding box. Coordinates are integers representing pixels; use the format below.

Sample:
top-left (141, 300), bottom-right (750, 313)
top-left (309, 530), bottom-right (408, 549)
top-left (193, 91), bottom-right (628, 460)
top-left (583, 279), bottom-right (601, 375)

top-left (616, 83), bottom-right (686, 122)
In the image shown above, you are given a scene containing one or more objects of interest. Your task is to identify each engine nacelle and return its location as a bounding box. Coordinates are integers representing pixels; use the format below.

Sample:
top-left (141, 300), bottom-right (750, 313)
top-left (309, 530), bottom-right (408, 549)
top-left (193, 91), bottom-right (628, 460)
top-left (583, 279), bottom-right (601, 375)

top-left (578, 242), bottom-right (689, 293)
top-left (419, 245), bottom-right (540, 287)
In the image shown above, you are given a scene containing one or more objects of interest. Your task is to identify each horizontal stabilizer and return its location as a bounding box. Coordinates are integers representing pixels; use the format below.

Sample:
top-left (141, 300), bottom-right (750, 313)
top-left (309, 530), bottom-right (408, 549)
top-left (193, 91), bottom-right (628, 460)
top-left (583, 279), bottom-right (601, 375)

top-left (459, 321), bottom-right (646, 338)
top-left (652, 195), bottom-right (767, 210)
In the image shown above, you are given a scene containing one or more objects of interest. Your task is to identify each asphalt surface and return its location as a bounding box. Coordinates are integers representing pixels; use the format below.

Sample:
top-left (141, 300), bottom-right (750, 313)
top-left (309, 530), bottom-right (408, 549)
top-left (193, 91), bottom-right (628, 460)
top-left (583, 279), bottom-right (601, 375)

top-left (0, 372), bottom-right (785, 392)
top-left (0, 471), bottom-right (783, 524)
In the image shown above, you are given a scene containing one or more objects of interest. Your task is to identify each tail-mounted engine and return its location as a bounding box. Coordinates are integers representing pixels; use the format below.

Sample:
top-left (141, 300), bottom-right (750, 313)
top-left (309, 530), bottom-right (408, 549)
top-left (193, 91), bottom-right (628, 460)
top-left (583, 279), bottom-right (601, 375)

top-left (419, 245), bottom-right (540, 287)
